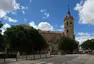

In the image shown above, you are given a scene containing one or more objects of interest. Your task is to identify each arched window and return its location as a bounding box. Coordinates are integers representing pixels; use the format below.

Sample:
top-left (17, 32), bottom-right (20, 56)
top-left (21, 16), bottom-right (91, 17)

top-left (67, 30), bottom-right (68, 33)
top-left (67, 22), bottom-right (68, 25)
top-left (70, 22), bottom-right (72, 24)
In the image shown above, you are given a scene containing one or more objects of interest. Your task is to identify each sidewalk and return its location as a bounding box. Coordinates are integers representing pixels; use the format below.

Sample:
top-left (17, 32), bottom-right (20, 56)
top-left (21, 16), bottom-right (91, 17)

top-left (85, 56), bottom-right (94, 64)
top-left (0, 54), bottom-right (55, 64)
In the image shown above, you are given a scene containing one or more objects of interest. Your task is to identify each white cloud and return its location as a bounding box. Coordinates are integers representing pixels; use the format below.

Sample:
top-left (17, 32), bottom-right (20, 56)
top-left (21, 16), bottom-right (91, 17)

top-left (76, 36), bottom-right (94, 45)
top-left (1, 23), bottom-right (11, 35)
top-left (56, 29), bottom-right (63, 31)
top-left (74, 0), bottom-right (94, 24)
top-left (40, 9), bottom-right (50, 19)
top-left (3, 23), bottom-right (11, 28)
top-left (60, 25), bottom-right (64, 28)
top-left (11, 12), bottom-right (16, 15)
top-left (29, 21), bottom-right (64, 32)
top-left (44, 13), bottom-right (49, 18)
top-left (0, 0), bottom-right (20, 18)
top-left (21, 6), bottom-right (28, 15)
top-left (21, 6), bottom-right (28, 10)
top-left (77, 32), bottom-right (90, 36)
top-left (21, 6), bottom-right (26, 10)
top-left (29, 21), bottom-right (54, 31)
top-left (30, 0), bottom-right (32, 3)
top-left (76, 32), bottom-right (94, 44)
top-left (8, 17), bottom-right (17, 22)
top-left (22, 11), bottom-right (25, 15)
top-left (0, 0), bottom-right (20, 11)
top-left (4, 16), bottom-right (17, 23)
top-left (42, 13), bottom-right (50, 19)
top-left (38, 22), bottom-right (54, 31)
top-left (24, 18), bottom-right (27, 22)
top-left (0, 10), bottom-right (6, 18)
top-left (29, 21), bottom-right (38, 29)
top-left (40, 9), bottom-right (46, 12)
top-left (55, 25), bottom-right (64, 32)
top-left (0, 0), bottom-right (28, 21)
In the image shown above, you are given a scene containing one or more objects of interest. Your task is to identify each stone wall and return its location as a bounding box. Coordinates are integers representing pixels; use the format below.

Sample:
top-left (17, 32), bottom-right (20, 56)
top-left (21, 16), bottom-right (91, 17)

top-left (39, 30), bottom-right (65, 52)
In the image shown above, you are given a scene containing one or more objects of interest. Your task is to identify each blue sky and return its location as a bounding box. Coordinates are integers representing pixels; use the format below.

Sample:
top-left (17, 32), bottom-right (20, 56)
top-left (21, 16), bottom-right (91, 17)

top-left (0, 0), bottom-right (94, 44)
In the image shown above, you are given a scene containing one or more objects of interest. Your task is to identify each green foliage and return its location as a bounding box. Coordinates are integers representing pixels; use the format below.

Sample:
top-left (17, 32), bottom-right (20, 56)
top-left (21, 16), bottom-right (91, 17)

top-left (0, 21), bottom-right (4, 51)
top-left (81, 39), bottom-right (94, 50)
top-left (58, 37), bottom-right (78, 53)
top-left (0, 34), bottom-right (4, 51)
top-left (4, 25), bottom-right (48, 53)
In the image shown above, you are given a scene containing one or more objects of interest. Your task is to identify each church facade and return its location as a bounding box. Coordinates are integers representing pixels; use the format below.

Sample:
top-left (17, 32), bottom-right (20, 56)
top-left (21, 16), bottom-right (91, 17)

top-left (39, 7), bottom-right (75, 52)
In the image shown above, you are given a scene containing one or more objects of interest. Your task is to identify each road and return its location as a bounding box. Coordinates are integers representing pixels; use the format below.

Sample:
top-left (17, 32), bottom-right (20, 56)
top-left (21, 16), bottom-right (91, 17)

top-left (0, 54), bottom-right (94, 64)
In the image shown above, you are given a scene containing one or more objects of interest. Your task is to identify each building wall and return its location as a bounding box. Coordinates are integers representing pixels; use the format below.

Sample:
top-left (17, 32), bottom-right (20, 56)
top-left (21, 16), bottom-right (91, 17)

top-left (64, 17), bottom-right (74, 39)
top-left (39, 30), bottom-right (65, 51)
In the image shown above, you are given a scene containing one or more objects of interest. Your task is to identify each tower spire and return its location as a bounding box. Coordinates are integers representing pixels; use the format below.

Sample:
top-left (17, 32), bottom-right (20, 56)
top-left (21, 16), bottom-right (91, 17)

top-left (67, 5), bottom-right (71, 16)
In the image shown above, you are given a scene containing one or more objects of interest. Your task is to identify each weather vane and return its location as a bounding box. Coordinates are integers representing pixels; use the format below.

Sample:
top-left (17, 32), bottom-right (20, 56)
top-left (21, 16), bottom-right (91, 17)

top-left (68, 5), bottom-right (70, 10)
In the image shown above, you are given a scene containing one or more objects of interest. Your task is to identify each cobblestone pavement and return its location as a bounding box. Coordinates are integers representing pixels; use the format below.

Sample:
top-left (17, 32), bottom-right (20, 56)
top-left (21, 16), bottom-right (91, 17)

top-left (1, 54), bottom-right (94, 64)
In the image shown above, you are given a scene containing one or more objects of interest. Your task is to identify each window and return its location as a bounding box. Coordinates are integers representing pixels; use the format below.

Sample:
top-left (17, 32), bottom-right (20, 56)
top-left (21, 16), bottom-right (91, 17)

top-left (67, 22), bottom-right (68, 25)
top-left (67, 30), bottom-right (68, 33)
top-left (70, 22), bottom-right (72, 24)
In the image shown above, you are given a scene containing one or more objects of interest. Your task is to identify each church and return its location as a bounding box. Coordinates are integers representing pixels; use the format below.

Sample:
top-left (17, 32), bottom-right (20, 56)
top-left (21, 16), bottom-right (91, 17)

top-left (18, 7), bottom-right (75, 53)
top-left (39, 7), bottom-right (75, 52)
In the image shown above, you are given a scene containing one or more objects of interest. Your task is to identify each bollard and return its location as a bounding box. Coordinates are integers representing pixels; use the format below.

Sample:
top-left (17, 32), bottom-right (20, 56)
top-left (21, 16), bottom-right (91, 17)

top-left (43, 54), bottom-right (46, 58)
top-left (4, 58), bottom-right (6, 63)
top-left (4, 54), bottom-right (6, 63)
top-left (50, 54), bottom-right (51, 57)
top-left (16, 55), bottom-right (18, 61)
top-left (33, 54), bottom-right (35, 60)
top-left (40, 54), bottom-right (41, 58)
top-left (46, 54), bottom-right (47, 58)
top-left (26, 54), bottom-right (27, 60)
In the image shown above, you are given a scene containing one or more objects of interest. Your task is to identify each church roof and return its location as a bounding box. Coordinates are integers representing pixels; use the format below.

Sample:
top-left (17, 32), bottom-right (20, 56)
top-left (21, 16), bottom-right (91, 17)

top-left (64, 16), bottom-right (74, 21)
top-left (39, 30), bottom-right (64, 36)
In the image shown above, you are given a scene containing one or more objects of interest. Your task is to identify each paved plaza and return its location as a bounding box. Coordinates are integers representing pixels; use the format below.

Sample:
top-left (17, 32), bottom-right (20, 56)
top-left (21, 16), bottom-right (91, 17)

top-left (0, 54), bottom-right (94, 64)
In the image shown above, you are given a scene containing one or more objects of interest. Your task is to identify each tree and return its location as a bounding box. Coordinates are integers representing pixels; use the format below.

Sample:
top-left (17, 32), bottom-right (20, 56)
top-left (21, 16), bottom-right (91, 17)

top-left (81, 39), bottom-right (94, 51)
top-left (0, 22), bottom-right (4, 51)
top-left (58, 37), bottom-right (78, 54)
top-left (0, 34), bottom-right (4, 51)
top-left (22, 26), bottom-right (48, 53)
top-left (4, 25), bottom-right (48, 54)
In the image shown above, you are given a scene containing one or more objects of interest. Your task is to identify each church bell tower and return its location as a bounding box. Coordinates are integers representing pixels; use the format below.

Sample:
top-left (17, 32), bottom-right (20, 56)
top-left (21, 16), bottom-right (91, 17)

top-left (64, 6), bottom-right (75, 39)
